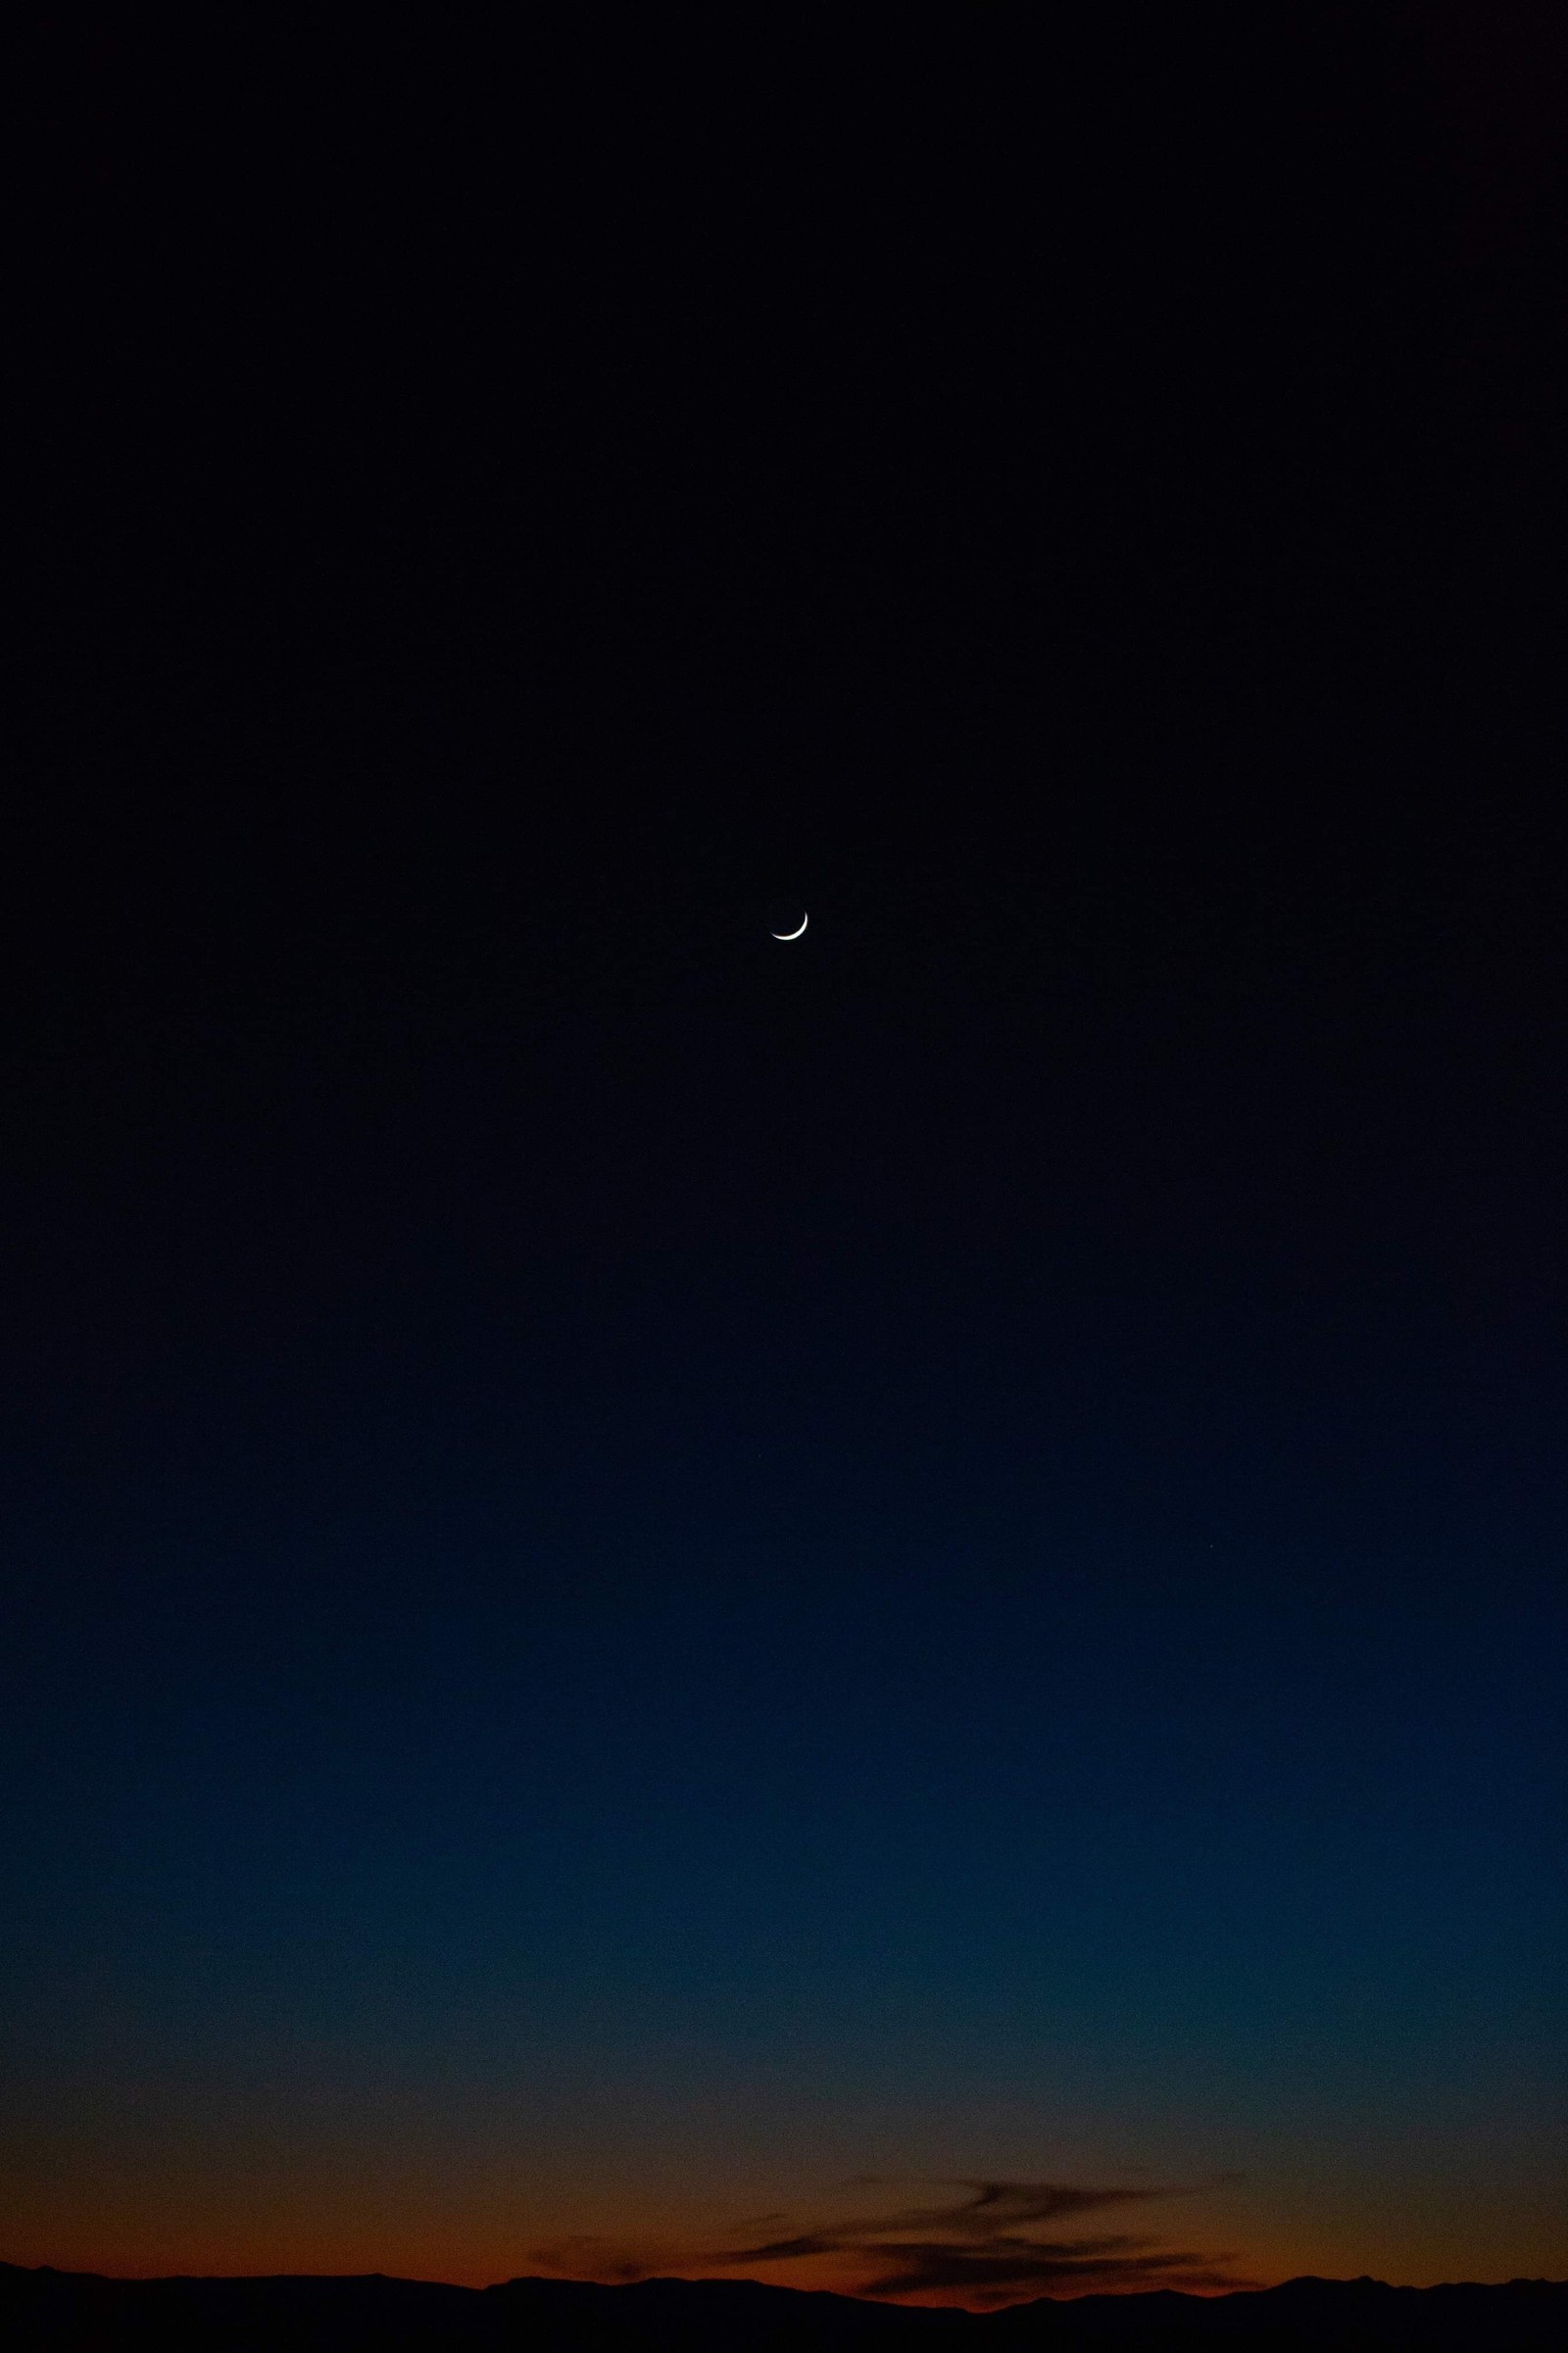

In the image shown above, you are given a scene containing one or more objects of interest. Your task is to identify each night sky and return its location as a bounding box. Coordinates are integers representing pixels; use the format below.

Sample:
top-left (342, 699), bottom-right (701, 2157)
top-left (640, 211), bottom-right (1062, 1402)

top-left (6, 13), bottom-right (1565, 2310)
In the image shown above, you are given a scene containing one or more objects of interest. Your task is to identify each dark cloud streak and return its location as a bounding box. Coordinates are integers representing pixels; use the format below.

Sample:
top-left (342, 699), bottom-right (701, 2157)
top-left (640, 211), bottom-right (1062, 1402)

top-left (532, 2177), bottom-right (1255, 2309)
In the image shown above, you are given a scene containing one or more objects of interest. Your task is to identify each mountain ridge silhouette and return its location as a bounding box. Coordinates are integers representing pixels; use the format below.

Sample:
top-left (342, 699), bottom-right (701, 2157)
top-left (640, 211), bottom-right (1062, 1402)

top-left (4, 2263), bottom-right (1565, 2349)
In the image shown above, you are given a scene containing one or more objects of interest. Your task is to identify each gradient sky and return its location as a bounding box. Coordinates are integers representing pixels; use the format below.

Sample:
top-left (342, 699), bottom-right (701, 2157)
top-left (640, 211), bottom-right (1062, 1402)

top-left (5, 9), bottom-right (1565, 2310)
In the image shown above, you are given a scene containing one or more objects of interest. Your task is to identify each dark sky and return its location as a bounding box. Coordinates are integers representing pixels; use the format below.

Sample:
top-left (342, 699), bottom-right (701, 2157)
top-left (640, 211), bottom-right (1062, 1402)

top-left (4, 11), bottom-right (1564, 2304)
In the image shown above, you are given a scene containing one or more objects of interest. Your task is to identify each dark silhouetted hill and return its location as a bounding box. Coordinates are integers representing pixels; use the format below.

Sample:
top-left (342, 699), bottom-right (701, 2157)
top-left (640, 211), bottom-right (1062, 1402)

top-left (3, 2267), bottom-right (1565, 2350)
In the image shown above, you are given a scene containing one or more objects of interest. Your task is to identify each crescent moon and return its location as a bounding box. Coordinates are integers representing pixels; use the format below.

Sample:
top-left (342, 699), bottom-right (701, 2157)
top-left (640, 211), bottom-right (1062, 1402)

top-left (771, 912), bottom-right (808, 940)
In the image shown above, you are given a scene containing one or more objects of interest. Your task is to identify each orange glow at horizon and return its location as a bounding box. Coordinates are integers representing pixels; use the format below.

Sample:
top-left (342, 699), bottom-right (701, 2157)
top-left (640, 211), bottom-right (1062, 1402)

top-left (7, 2168), bottom-right (1564, 2310)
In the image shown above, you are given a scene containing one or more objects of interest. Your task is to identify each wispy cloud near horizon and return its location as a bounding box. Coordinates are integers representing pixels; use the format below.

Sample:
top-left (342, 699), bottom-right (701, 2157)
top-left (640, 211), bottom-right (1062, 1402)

top-left (530, 2176), bottom-right (1256, 2309)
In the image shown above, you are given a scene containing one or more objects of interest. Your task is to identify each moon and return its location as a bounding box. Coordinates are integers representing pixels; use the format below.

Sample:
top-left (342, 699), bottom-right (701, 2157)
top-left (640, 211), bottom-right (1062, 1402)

top-left (771, 911), bottom-right (808, 941)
